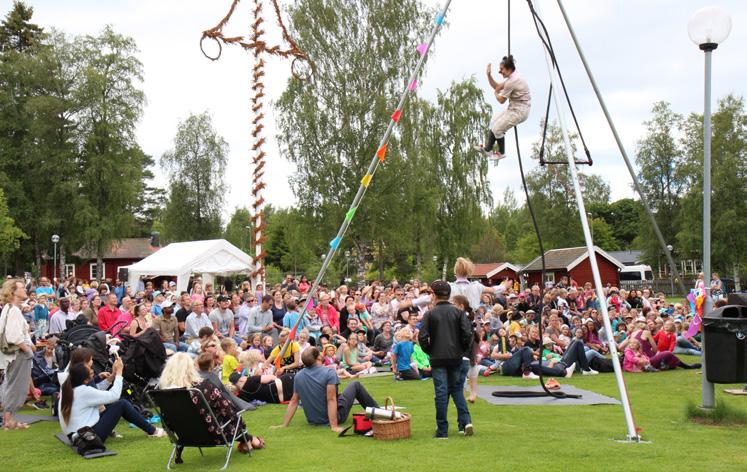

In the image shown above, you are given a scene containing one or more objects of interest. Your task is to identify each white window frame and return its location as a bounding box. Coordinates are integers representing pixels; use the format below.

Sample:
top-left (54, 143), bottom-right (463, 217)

top-left (64, 264), bottom-right (76, 279)
top-left (543, 272), bottom-right (555, 284)
top-left (89, 262), bottom-right (106, 281)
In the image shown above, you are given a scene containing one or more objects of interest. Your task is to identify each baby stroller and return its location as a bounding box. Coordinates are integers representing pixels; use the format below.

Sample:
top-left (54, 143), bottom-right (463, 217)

top-left (118, 328), bottom-right (167, 418)
top-left (55, 320), bottom-right (101, 371)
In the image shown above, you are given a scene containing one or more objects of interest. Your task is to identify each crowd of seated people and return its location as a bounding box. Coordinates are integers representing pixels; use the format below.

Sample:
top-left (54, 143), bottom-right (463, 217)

top-left (0, 264), bottom-right (713, 451)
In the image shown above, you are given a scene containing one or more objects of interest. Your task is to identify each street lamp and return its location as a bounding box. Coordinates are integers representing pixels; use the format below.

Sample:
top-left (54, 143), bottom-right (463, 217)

top-left (688, 5), bottom-right (731, 410)
top-left (51, 234), bottom-right (60, 288)
top-left (666, 245), bottom-right (674, 295)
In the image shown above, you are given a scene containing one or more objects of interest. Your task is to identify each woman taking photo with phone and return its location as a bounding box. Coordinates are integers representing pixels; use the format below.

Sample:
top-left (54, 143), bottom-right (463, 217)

top-left (58, 356), bottom-right (166, 441)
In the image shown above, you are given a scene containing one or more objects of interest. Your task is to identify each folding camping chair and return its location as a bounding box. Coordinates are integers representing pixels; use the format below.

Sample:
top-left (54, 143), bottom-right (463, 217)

top-left (147, 388), bottom-right (249, 470)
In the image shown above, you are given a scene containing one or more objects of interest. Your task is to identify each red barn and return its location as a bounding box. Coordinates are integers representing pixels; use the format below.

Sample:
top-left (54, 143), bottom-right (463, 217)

top-left (522, 246), bottom-right (623, 288)
top-left (470, 262), bottom-right (521, 285)
top-left (41, 238), bottom-right (158, 282)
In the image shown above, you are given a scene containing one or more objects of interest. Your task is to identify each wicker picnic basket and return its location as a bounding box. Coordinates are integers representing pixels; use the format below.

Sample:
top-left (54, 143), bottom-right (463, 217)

top-left (372, 397), bottom-right (411, 440)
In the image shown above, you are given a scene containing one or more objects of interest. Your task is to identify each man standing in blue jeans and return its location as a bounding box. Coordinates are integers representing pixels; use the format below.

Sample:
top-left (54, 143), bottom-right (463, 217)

top-left (418, 280), bottom-right (474, 438)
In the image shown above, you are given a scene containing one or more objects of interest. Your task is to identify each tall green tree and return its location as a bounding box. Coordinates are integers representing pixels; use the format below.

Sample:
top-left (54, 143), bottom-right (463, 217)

top-left (0, 1), bottom-right (43, 53)
top-left (161, 111), bottom-right (227, 242)
top-left (423, 79), bottom-right (492, 269)
top-left (524, 121), bottom-right (610, 251)
top-left (677, 94), bottom-right (747, 280)
top-left (634, 101), bottom-right (686, 263)
top-left (75, 26), bottom-right (147, 280)
top-left (277, 0), bottom-right (434, 280)
top-left (0, 187), bottom-right (26, 259)
top-left (223, 207), bottom-right (253, 252)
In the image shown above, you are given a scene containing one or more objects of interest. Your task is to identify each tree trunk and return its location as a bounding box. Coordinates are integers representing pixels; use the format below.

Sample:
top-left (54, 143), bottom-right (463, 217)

top-left (34, 237), bottom-right (41, 278)
top-left (96, 241), bottom-right (104, 282)
top-left (734, 263), bottom-right (741, 292)
top-left (378, 239), bottom-right (384, 281)
top-left (441, 257), bottom-right (448, 280)
top-left (355, 243), bottom-right (366, 288)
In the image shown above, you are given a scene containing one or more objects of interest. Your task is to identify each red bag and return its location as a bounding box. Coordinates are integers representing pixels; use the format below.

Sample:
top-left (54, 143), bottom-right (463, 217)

top-left (338, 413), bottom-right (373, 437)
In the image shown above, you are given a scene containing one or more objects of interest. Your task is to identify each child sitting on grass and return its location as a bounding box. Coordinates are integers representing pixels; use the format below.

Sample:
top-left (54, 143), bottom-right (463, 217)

top-left (221, 338), bottom-right (240, 384)
top-left (392, 327), bottom-right (420, 380)
top-left (321, 344), bottom-right (357, 379)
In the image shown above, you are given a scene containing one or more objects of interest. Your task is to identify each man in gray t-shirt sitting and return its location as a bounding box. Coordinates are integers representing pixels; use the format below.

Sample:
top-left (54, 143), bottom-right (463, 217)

top-left (209, 295), bottom-right (235, 339)
top-left (274, 347), bottom-right (379, 432)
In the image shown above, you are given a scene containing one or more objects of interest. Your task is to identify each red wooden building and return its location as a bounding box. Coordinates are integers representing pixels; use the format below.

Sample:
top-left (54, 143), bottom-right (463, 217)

top-left (470, 262), bottom-right (521, 285)
top-left (41, 238), bottom-right (158, 282)
top-left (522, 246), bottom-right (623, 288)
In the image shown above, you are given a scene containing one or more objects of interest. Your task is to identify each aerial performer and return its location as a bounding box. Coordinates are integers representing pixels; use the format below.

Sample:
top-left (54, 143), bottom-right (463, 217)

top-left (475, 55), bottom-right (531, 162)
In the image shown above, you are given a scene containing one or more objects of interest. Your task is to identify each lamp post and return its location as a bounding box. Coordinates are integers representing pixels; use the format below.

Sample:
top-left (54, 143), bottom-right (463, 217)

top-left (688, 5), bottom-right (731, 410)
top-left (666, 245), bottom-right (675, 295)
top-left (51, 234), bottom-right (60, 288)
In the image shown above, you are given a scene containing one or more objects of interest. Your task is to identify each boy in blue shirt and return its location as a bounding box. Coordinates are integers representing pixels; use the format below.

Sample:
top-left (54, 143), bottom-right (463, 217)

top-left (34, 293), bottom-right (50, 338)
top-left (392, 327), bottom-right (420, 380)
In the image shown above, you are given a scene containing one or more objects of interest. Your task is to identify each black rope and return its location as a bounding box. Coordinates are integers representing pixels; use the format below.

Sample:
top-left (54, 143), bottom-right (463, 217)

top-left (489, 0), bottom-right (578, 400)
top-left (526, 0), bottom-right (592, 165)
top-left (538, 84), bottom-right (552, 164)
top-left (507, 0), bottom-right (511, 55)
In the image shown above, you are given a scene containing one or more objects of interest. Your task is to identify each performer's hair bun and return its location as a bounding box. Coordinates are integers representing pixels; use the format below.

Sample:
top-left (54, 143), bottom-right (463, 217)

top-left (501, 55), bottom-right (516, 70)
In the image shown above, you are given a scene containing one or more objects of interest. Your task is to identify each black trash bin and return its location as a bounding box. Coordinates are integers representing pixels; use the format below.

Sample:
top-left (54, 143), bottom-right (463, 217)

top-left (703, 304), bottom-right (747, 384)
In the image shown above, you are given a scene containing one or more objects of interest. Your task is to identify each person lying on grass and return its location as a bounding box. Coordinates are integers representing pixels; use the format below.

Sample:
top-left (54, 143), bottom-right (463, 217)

top-left (273, 347), bottom-right (379, 433)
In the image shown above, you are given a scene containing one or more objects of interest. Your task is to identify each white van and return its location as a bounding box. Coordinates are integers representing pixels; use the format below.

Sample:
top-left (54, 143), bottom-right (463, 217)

top-left (620, 264), bottom-right (654, 282)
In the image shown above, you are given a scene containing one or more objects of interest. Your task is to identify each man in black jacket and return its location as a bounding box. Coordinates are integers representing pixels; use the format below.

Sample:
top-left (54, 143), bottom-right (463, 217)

top-left (418, 280), bottom-right (474, 438)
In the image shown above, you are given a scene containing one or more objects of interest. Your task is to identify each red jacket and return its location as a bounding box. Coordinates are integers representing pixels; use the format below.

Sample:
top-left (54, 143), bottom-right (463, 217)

top-left (653, 331), bottom-right (676, 352)
top-left (315, 305), bottom-right (339, 331)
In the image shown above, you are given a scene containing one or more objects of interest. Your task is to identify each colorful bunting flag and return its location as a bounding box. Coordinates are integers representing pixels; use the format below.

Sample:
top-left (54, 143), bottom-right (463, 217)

top-left (345, 207), bottom-right (357, 221)
top-left (391, 110), bottom-right (402, 123)
top-left (409, 79), bottom-right (417, 91)
top-left (435, 14), bottom-right (445, 25)
top-left (329, 236), bottom-right (341, 249)
top-left (376, 144), bottom-right (388, 162)
top-left (361, 174), bottom-right (372, 187)
top-left (417, 43), bottom-right (428, 56)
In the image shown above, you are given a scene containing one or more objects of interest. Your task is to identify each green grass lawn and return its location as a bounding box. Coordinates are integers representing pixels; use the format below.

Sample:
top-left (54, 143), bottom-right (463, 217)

top-left (2, 359), bottom-right (747, 471)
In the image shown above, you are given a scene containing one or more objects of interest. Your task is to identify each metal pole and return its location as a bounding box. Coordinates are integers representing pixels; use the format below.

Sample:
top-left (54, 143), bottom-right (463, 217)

top-left (534, 1), bottom-right (639, 441)
top-left (556, 0), bottom-right (686, 295)
top-left (53, 242), bottom-right (57, 288)
top-left (701, 48), bottom-right (715, 409)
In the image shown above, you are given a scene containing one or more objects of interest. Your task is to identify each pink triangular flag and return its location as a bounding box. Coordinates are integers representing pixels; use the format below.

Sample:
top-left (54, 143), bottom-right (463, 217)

top-left (408, 79), bottom-right (417, 91)
top-left (416, 43), bottom-right (428, 56)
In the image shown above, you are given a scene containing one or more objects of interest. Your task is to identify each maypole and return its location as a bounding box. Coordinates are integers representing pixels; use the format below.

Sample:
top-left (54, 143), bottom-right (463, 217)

top-left (201, 0), bottom-right (311, 293)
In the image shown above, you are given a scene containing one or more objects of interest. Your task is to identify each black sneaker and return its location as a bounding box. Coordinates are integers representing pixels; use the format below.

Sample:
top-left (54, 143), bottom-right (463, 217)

top-left (33, 400), bottom-right (49, 410)
top-left (434, 432), bottom-right (448, 439)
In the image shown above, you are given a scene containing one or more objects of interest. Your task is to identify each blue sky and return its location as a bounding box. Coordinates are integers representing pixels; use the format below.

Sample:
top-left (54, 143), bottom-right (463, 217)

top-left (23, 0), bottom-right (747, 215)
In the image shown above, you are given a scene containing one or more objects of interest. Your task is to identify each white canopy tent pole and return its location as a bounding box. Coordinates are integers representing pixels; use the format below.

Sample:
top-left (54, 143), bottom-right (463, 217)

top-left (532, 0), bottom-right (639, 442)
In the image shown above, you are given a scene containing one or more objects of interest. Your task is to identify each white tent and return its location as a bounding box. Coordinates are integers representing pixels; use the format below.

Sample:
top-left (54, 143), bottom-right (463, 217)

top-left (126, 239), bottom-right (254, 293)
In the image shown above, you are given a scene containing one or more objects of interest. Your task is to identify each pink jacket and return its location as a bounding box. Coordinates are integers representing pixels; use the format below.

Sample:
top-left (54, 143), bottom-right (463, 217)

top-left (623, 348), bottom-right (648, 373)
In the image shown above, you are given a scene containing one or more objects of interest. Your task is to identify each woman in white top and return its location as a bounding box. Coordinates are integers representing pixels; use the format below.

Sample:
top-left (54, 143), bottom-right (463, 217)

top-left (0, 279), bottom-right (34, 430)
top-left (58, 357), bottom-right (165, 441)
